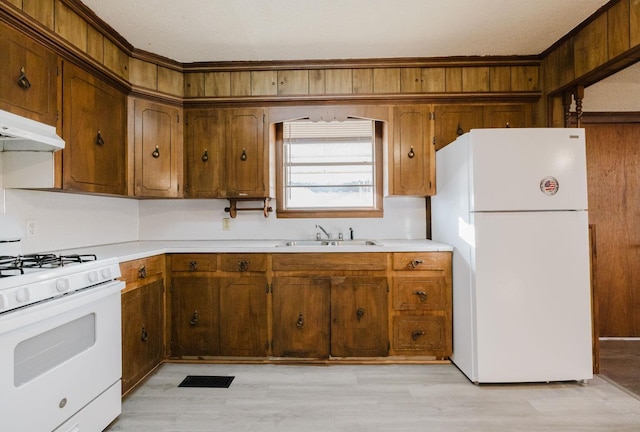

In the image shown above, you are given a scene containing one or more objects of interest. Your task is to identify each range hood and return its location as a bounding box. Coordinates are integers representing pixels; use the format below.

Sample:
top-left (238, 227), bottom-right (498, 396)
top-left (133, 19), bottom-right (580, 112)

top-left (0, 109), bottom-right (64, 151)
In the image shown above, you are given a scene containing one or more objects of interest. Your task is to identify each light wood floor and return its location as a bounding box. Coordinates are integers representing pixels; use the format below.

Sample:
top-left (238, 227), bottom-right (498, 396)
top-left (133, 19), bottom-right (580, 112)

top-left (106, 362), bottom-right (640, 431)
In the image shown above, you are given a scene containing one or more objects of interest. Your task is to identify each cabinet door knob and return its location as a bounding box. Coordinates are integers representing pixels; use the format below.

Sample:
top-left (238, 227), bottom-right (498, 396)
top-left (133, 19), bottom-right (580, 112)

top-left (456, 123), bottom-right (465, 136)
top-left (407, 146), bottom-right (415, 159)
top-left (141, 326), bottom-right (149, 342)
top-left (296, 313), bottom-right (305, 329)
top-left (152, 145), bottom-right (160, 158)
top-left (409, 259), bottom-right (424, 269)
top-left (96, 130), bottom-right (105, 146)
top-left (413, 291), bottom-right (428, 302)
top-left (188, 261), bottom-right (198, 272)
top-left (190, 311), bottom-right (199, 326)
top-left (240, 148), bottom-right (247, 161)
top-left (412, 330), bottom-right (425, 341)
top-left (356, 308), bottom-right (365, 322)
top-left (238, 260), bottom-right (250, 272)
top-left (137, 265), bottom-right (147, 279)
top-left (17, 66), bottom-right (31, 89)
top-left (201, 149), bottom-right (209, 162)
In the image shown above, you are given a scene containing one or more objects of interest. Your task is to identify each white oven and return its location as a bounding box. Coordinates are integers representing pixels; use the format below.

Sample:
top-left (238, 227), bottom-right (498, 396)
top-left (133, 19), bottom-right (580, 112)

top-left (0, 215), bottom-right (124, 432)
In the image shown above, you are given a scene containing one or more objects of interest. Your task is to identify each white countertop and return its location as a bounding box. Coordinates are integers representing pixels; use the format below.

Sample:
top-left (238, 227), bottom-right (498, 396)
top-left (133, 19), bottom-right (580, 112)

top-left (55, 239), bottom-right (453, 263)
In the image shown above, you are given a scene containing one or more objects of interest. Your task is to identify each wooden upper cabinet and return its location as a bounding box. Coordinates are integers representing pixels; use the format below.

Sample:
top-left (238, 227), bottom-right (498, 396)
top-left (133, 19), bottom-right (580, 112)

top-left (483, 104), bottom-right (532, 129)
top-left (222, 108), bottom-right (268, 198)
top-left (184, 109), bottom-right (224, 198)
top-left (390, 105), bottom-right (435, 196)
top-left (62, 61), bottom-right (127, 195)
top-left (132, 99), bottom-right (183, 198)
top-left (0, 21), bottom-right (58, 125)
top-left (433, 105), bottom-right (483, 150)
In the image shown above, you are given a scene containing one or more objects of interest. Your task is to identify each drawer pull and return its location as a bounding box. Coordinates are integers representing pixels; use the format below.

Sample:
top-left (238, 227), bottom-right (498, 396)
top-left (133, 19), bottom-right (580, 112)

top-left (141, 326), bottom-right (149, 342)
top-left (190, 311), bottom-right (199, 326)
top-left (138, 265), bottom-right (147, 279)
top-left (356, 308), bottom-right (365, 322)
top-left (413, 290), bottom-right (428, 302)
top-left (18, 66), bottom-right (31, 89)
top-left (189, 261), bottom-right (198, 272)
top-left (296, 313), bottom-right (305, 329)
top-left (409, 259), bottom-right (424, 269)
top-left (201, 149), bottom-right (209, 162)
top-left (152, 145), bottom-right (160, 158)
top-left (238, 260), bottom-right (250, 272)
top-left (96, 130), bottom-right (105, 146)
top-left (412, 330), bottom-right (425, 341)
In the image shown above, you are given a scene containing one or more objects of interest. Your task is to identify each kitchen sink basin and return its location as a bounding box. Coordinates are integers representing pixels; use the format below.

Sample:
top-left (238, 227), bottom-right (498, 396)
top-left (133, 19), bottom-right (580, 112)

top-left (277, 239), bottom-right (381, 247)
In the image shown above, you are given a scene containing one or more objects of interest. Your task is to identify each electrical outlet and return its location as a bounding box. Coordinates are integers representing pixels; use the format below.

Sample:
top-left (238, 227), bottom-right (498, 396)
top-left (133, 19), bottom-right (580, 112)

top-left (26, 220), bottom-right (38, 237)
top-left (222, 218), bottom-right (231, 231)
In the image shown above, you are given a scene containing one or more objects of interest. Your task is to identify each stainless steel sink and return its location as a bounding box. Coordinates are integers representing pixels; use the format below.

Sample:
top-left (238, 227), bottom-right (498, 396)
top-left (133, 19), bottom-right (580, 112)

top-left (277, 239), bottom-right (381, 247)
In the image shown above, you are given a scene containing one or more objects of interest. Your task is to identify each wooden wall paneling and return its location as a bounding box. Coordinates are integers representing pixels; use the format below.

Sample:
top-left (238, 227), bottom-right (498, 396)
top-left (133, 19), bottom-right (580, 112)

top-left (400, 68), bottom-right (422, 93)
top-left (54, 1), bottom-right (88, 52)
top-left (184, 72), bottom-right (205, 97)
top-left (23, 0), bottom-right (54, 30)
top-left (205, 71), bottom-right (231, 97)
top-left (511, 65), bottom-right (539, 91)
top-left (249, 71), bottom-right (275, 96)
top-left (104, 38), bottom-right (129, 80)
top-left (462, 67), bottom-right (490, 92)
top-left (489, 66), bottom-right (511, 92)
top-left (308, 69), bottom-right (325, 94)
top-left (373, 68), bottom-right (400, 93)
top-left (422, 68), bottom-right (446, 93)
top-left (574, 14), bottom-right (608, 77)
top-left (158, 66), bottom-right (183, 96)
top-left (543, 39), bottom-right (575, 91)
top-left (608, 0), bottom-right (631, 58)
top-left (130, 58), bottom-right (158, 90)
top-left (5, 0), bottom-right (22, 10)
top-left (352, 68), bottom-right (373, 94)
top-left (231, 71), bottom-right (251, 96)
top-left (278, 70), bottom-right (309, 95)
top-left (632, 0), bottom-right (640, 46)
top-left (445, 67), bottom-right (463, 92)
top-left (325, 69), bottom-right (352, 94)
top-left (86, 25), bottom-right (104, 62)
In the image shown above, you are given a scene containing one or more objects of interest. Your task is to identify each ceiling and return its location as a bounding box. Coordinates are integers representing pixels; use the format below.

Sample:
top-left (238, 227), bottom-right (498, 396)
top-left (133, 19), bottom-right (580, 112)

top-left (79, 0), bottom-right (610, 64)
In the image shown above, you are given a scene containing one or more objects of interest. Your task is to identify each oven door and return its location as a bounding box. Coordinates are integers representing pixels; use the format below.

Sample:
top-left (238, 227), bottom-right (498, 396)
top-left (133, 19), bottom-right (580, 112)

top-left (0, 281), bottom-right (123, 432)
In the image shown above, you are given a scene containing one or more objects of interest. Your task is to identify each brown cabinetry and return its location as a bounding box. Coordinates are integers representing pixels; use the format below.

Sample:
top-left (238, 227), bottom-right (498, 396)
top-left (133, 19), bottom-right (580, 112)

top-left (390, 105), bottom-right (435, 196)
top-left (131, 98), bottom-right (183, 197)
top-left (0, 21), bottom-right (58, 125)
top-left (390, 252), bottom-right (452, 359)
top-left (120, 255), bottom-right (165, 395)
top-left (62, 61), bottom-right (127, 195)
top-left (433, 104), bottom-right (533, 150)
top-left (184, 108), bottom-right (268, 198)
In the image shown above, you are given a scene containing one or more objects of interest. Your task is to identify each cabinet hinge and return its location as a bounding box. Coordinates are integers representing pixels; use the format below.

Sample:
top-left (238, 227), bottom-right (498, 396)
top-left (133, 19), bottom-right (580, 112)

top-left (56, 65), bottom-right (60, 76)
top-left (432, 136), bottom-right (437, 145)
top-left (266, 283), bottom-right (272, 294)
top-left (388, 341), bottom-right (391, 351)
top-left (184, 114), bottom-right (188, 126)
top-left (177, 114), bottom-right (180, 123)
top-left (56, 110), bottom-right (60, 122)
top-left (170, 340), bottom-right (174, 350)
top-left (429, 181), bottom-right (432, 190)
top-left (429, 111), bottom-right (435, 120)
top-left (386, 283), bottom-right (390, 293)
top-left (263, 113), bottom-right (266, 123)
top-left (170, 284), bottom-right (173, 293)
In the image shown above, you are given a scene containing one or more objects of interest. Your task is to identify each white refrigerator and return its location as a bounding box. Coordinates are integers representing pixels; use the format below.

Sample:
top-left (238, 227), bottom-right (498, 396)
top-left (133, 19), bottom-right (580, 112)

top-left (431, 128), bottom-right (593, 384)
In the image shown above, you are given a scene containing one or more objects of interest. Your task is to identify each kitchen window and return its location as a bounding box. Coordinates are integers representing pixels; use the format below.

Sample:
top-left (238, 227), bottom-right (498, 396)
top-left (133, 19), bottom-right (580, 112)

top-left (275, 118), bottom-right (383, 218)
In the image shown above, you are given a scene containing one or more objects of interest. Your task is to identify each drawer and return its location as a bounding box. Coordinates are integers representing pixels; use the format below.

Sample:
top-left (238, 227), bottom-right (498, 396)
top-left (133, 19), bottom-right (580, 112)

top-left (392, 252), bottom-right (451, 271)
top-left (120, 255), bottom-right (165, 288)
top-left (219, 254), bottom-right (267, 272)
top-left (272, 253), bottom-right (386, 271)
top-left (392, 276), bottom-right (448, 311)
top-left (392, 315), bottom-right (447, 353)
top-left (171, 254), bottom-right (217, 272)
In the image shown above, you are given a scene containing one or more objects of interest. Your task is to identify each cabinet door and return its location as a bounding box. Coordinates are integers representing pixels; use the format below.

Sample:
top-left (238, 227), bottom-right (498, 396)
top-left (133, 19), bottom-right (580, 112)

top-left (222, 108), bottom-right (267, 197)
top-left (184, 109), bottom-right (224, 198)
top-left (433, 105), bottom-right (483, 150)
top-left (133, 99), bottom-right (183, 197)
top-left (272, 277), bottom-right (330, 358)
top-left (483, 104), bottom-right (532, 129)
top-left (218, 276), bottom-right (268, 356)
top-left (391, 105), bottom-right (434, 196)
top-left (330, 277), bottom-right (388, 357)
top-left (171, 276), bottom-right (219, 356)
top-left (62, 62), bottom-right (127, 195)
top-left (0, 22), bottom-right (57, 125)
top-left (121, 279), bottom-right (164, 395)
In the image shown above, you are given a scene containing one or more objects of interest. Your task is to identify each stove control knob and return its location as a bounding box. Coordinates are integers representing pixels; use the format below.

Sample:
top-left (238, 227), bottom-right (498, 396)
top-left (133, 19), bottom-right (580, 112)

top-left (88, 271), bottom-right (98, 283)
top-left (56, 278), bottom-right (70, 293)
top-left (101, 268), bottom-right (112, 279)
top-left (16, 288), bottom-right (30, 303)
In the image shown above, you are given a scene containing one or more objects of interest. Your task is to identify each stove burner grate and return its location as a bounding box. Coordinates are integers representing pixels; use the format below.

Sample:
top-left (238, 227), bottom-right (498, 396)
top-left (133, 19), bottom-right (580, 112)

top-left (0, 254), bottom-right (98, 276)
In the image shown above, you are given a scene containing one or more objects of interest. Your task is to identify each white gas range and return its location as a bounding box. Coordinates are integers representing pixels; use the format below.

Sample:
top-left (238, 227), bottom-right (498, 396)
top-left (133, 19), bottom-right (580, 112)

top-left (0, 215), bottom-right (123, 432)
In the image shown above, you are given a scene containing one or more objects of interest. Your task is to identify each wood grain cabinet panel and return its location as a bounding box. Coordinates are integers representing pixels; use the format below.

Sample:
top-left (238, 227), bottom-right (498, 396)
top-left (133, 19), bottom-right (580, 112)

top-left (392, 276), bottom-right (448, 311)
top-left (0, 21), bottom-right (58, 125)
top-left (184, 109), bottom-right (225, 198)
top-left (433, 105), bottom-right (483, 150)
top-left (62, 61), bottom-right (127, 195)
top-left (393, 315), bottom-right (448, 354)
top-left (219, 253), bottom-right (267, 272)
top-left (132, 99), bottom-right (183, 198)
top-left (171, 254), bottom-right (217, 272)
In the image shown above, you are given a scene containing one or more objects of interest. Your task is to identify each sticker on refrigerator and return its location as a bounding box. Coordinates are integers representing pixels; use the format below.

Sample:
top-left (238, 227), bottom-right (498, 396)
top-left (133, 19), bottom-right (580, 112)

top-left (540, 176), bottom-right (559, 196)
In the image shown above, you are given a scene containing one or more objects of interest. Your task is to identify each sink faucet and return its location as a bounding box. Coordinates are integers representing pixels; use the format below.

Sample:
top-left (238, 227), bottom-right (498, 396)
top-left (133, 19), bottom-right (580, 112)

top-left (315, 224), bottom-right (331, 239)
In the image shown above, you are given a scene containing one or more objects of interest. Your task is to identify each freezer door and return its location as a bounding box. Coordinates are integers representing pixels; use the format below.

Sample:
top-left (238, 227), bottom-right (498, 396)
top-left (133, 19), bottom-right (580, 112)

top-left (469, 128), bottom-right (588, 212)
top-left (471, 210), bottom-right (593, 383)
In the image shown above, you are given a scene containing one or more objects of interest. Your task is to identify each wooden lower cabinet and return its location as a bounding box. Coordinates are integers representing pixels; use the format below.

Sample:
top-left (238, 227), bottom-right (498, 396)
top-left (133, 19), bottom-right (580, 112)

top-left (121, 278), bottom-right (164, 395)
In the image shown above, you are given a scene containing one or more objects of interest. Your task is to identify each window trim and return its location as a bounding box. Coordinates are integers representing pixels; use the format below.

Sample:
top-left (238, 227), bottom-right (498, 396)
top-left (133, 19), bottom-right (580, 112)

top-left (275, 119), bottom-right (384, 218)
